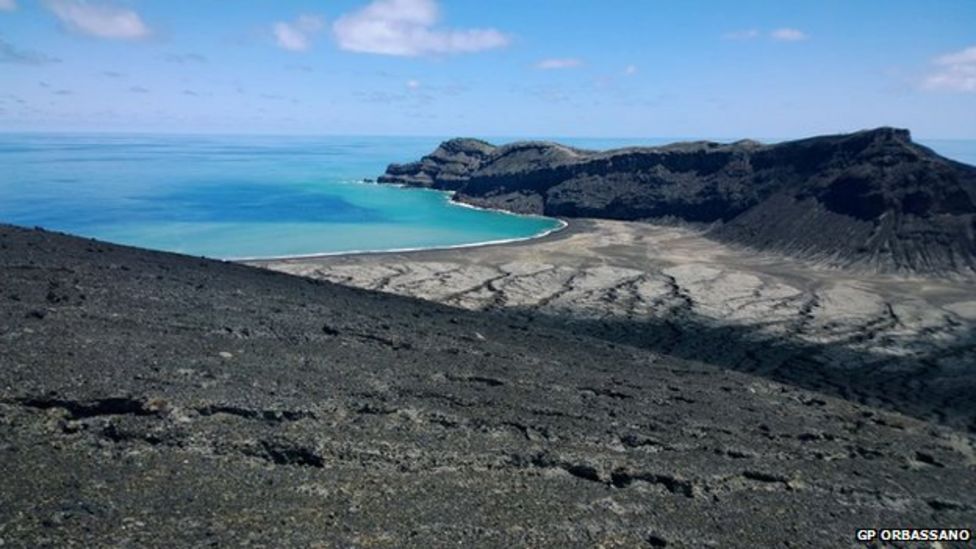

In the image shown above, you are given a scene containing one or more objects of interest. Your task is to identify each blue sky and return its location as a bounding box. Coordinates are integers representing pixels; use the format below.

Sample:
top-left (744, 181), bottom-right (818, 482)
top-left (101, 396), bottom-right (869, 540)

top-left (1, 0), bottom-right (974, 138)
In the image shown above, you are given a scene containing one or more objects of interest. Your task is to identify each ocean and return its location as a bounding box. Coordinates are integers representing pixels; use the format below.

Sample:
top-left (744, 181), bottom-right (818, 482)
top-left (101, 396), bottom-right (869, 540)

top-left (1, 133), bottom-right (973, 260)
top-left (0, 134), bottom-right (562, 259)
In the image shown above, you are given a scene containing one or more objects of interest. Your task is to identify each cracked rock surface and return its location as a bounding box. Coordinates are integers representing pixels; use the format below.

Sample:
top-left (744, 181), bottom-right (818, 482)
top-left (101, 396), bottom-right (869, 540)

top-left (261, 219), bottom-right (976, 432)
top-left (3, 224), bottom-right (975, 547)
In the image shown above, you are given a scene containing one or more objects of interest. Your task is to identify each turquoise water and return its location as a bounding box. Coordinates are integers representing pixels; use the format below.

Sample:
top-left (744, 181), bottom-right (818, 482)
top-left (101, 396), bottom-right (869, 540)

top-left (1, 134), bottom-right (972, 260)
top-left (0, 134), bottom-right (563, 259)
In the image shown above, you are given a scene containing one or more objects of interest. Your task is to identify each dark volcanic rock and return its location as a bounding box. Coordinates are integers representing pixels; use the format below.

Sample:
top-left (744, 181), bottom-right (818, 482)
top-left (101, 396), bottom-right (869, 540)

top-left (380, 128), bottom-right (976, 274)
top-left (0, 227), bottom-right (976, 547)
top-left (379, 137), bottom-right (496, 190)
top-left (2, 225), bottom-right (975, 546)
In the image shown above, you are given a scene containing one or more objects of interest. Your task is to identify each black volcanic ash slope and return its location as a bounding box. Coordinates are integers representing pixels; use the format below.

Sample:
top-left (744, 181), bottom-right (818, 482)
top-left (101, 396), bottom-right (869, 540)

top-left (379, 128), bottom-right (976, 274)
top-left (1, 225), bottom-right (975, 546)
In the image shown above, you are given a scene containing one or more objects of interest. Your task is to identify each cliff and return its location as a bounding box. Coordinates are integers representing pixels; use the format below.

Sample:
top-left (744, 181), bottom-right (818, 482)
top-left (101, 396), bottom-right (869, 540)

top-left (380, 128), bottom-right (976, 274)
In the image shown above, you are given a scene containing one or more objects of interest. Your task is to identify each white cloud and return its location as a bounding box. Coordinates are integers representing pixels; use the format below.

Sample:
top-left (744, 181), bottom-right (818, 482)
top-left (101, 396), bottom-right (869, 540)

top-left (0, 0), bottom-right (17, 12)
top-left (273, 14), bottom-right (325, 52)
top-left (624, 64), bottom-right (637, 76)
top-left (923, 45), bottom-right (976, 92)
top-left (274, 22), bottom-right (309, 51)
top-left (406, 79), bottom-right (420, 89)
top-left (935, 45), bottom-right (976, 67)
top-left (333, 0), bottom-right (509, 56)
top-left (536, 58), bottom-right (582, 70)
top-left (723, 29), bottom-right (759, 40)
top-left (46, 0), bottom-right (150, 40)
top-left (770, 28), bottom-right (807, 42)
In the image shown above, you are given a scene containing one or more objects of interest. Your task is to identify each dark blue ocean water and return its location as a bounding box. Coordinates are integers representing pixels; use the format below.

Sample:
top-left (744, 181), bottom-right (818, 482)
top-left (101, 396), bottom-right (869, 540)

top-left (0, 134), bottom-right (972, 259)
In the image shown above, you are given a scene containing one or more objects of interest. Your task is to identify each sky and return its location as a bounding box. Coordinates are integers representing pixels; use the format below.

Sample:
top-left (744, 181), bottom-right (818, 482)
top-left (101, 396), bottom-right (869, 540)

top-left (1, 0), bottom-right (975, 139)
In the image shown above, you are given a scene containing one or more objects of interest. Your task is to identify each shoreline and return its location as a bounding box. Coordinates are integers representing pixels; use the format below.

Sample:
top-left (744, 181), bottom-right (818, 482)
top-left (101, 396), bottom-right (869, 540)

top-left (243, 216), bottom-right (575, 265)
top-left (231, 182), bottom-right (571, 262)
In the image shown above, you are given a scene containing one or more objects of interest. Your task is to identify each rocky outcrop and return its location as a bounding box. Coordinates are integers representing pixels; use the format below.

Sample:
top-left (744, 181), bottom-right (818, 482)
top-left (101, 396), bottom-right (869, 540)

top-left (379, 128), bottom-right (976, 274)
top-left (381, 138), bottom-right (495, 189)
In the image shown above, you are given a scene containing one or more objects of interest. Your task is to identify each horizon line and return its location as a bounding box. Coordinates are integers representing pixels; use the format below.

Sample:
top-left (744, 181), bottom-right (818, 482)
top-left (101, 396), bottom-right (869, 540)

top-left (1, 128), bottom-right (973, 142)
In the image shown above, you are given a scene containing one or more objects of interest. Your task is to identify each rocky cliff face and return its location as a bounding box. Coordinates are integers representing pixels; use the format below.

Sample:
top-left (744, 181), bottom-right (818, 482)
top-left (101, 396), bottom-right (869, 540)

top-left (379, 128), bottom-right (976, 274)
top-left (381, 138), bottom-right (495, 189)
